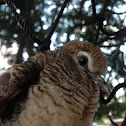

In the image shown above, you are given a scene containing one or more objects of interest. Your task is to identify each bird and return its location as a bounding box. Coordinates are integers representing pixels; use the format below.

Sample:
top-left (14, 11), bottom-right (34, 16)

top-left (0, 40), bottom-right (109, 126)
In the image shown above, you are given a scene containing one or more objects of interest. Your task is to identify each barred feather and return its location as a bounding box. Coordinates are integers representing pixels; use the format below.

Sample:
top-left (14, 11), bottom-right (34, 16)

top-left (0, 41), bottom-right (107, 126)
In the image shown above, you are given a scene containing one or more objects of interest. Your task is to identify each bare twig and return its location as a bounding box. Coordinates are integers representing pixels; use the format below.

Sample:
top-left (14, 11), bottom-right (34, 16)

top-left (106, 48), bottom-right (121, 82)
top-left (94, 26), bottom-right (100, 45)
top-left (79, 0), bottom-right (86, 15)
top-left (39, 0), bottom-right (70, 52)
top-left (91, 0), bottom-right (97, 18)
top-left (91, 0), bottom-right (104, 45)
top-left (51, 0), bottom-right (61, 24)
top-left (100, 44), bottom-right (121, 48)
top-left (121, 52), bottom-right (126, 70)
top-left (104, 105), bottom-right (118, 126)
top-left (100, 83), bottom-right (126, 104)
top-left (101, 0), bottom-right (110, 15)
top-left (98, 25), bottom-right (126, 37)
top-left (106, 9), bottom-right (126, 15)
top-left (2, 0), bottom-right (70, 52)
top-left (91, 0), bottom-right (126, 42)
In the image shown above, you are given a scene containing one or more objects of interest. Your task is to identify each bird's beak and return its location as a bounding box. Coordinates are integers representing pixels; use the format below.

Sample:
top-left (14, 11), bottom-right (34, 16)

top-left (89, 73), bottom-right (110, 96)
top-left (96, 76), bottom-right (110, 96)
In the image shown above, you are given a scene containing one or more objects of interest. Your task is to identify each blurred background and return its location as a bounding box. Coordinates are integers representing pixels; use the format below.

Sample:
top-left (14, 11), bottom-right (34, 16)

top-left (0, 0), bottom-right (126, 125)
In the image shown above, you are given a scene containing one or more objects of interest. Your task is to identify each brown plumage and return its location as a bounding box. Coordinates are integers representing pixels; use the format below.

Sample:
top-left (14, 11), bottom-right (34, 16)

top-left (0, 41), bottom-right (108, 126)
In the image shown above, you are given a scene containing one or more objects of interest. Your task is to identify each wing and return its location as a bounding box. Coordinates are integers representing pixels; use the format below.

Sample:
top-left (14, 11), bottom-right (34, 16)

top-left (0, 63), bottom-right (40, 119)
top-left (0, 69), bottom-right (11, 118)
top-left (0, 52), bottom-right (49, 119)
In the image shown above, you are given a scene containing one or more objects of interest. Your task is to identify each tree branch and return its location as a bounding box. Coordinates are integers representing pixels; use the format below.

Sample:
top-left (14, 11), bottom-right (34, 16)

top-left (2, 0), bottom-right (70, 52)
top-left (104, 105), bottom-right (118, 126)
top-left (91, 0), bottom-right (126, 43)
top-left (121, 52), bottom-right (126, 70)
top-left (106, 9), bottom-right (126, 15)
top-left (100, 83), bottom-right (126, 104)
top-left (39, 0), bottom-right (70, 52)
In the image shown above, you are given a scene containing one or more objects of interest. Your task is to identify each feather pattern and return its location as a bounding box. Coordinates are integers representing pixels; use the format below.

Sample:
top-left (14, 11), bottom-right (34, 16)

top-left (0, 41), bottom-right (107, 126)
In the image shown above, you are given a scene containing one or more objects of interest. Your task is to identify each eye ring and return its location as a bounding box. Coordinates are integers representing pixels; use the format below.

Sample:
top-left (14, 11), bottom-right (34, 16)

top-left (78, 56), bottom-right (88, 66)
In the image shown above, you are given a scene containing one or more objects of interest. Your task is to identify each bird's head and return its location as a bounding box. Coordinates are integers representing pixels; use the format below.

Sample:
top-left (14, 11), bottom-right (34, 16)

top-left (58, 40), bottom-right (110, 95)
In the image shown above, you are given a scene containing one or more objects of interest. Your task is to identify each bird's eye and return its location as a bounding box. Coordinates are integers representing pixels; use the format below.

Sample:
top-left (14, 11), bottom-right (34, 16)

top-left (78, 56), bottom-right (88, 66)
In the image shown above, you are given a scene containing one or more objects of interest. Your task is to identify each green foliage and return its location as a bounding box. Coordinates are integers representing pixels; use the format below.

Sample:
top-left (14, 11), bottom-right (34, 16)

top-left (95, 101), bottom-right (126, 122)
